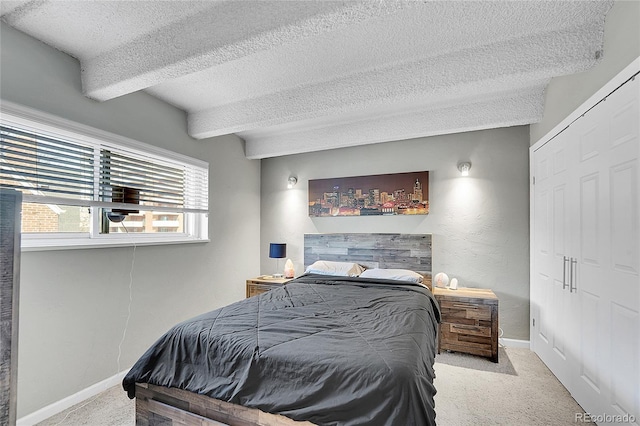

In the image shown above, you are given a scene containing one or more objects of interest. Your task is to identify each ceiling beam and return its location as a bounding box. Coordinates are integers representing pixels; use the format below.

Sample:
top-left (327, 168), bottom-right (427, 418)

top-left (242, 86), bottom-right (545, 159)
top-left (188, 24), bottom-right (603, 140)
top-left (81, 1), bottom-right (411, 101)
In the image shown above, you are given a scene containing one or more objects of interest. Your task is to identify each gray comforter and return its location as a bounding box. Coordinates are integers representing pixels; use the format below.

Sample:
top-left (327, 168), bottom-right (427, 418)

top-left (123, 274), bottom-right (441, 425)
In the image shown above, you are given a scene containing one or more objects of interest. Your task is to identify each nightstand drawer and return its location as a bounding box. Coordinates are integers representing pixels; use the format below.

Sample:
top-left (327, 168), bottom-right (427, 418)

top-left (445, 323), bottom-right (492, 337)
top-left (439, 300), bottom-right (492, 322)
top-left (440, 342), bottom-right (494, 359)
top-left (441, 324), bottom-right (493, 356)
top-left (246, 277), bottom-right (293, 298)
top-left (247, 283), bottom-right (273, 298)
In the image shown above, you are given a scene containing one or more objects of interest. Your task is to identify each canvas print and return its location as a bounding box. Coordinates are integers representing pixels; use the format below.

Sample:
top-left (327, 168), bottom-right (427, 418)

top-left (309, 171), bottom-right (429, 217)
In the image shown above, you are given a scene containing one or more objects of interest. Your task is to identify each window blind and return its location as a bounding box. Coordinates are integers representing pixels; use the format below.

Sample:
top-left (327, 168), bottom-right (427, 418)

top-left (100, 148), bottom-right (185, 209)
top-left (0, 124), bottom-right (208, 214)
top-left (0, 125), bottom-right (95, 200)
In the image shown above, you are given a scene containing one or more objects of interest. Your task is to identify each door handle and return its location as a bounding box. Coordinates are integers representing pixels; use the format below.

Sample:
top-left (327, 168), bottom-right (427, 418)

top-left (570, 257), bottom-right (578, 293)
top-left (562, 256), bottom-right (569, 290)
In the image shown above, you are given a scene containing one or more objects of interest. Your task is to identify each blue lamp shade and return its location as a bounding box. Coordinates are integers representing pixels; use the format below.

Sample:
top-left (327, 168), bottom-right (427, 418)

top-left (269, 243), bottom-right (287, 259)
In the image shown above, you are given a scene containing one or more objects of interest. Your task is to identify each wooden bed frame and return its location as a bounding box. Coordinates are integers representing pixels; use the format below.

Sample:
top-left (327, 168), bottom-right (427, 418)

top-left (133, 233), bottom-right (432, 425)
top-left (135, 383), bottom-right (314, 426)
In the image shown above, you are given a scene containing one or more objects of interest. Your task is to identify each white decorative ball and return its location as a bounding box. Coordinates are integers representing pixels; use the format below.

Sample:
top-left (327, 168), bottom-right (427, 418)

top-left (434, 272), bottom-right (449, 288)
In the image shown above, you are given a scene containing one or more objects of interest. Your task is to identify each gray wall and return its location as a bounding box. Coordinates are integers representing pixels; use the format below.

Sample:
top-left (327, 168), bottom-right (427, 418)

top-left (530, 0), bottom-right (640, 143)
top-left (0, 23), bottom-right (261, 418)
top-left (261, 126), bottom-right (531, 340)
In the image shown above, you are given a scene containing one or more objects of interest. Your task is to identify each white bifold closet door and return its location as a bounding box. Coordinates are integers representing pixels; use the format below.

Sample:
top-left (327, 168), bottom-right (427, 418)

top-left (532, 72), bottom-right (639, 424)
top-left (533, 126), bottom-right (574, 388)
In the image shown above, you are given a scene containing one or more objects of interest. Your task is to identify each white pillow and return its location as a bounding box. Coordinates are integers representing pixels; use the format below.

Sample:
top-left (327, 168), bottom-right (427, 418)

top-left (304, 261), bottom-right (366, 277)
top-left (359, 268), bottom-right (424, 283)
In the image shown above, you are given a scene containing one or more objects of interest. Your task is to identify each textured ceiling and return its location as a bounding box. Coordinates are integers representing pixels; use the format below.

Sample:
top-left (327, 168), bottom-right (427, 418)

top-left (1, 1), bottom-right (613, 159)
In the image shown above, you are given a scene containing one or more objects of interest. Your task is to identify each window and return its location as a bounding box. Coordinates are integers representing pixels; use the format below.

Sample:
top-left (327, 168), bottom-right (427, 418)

top-left (0, 102), bottom-right (209, 250)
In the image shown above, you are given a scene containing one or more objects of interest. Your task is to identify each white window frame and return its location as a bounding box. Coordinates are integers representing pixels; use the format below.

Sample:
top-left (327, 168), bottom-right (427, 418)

top-left (1, 101), bottom-right (209, 251)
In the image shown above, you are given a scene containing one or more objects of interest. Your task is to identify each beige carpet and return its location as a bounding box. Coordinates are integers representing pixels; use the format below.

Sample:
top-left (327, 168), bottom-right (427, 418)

top-left (434, 347), bottom-right (593, 425)
top-left (36, 347), bottom-right (592, 425)
top-left (35, 386), bottom-right (133, 426)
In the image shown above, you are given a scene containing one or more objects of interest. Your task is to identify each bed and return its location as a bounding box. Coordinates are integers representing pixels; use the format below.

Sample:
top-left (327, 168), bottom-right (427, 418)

top-left (123, 233), bottom-right (440, 426)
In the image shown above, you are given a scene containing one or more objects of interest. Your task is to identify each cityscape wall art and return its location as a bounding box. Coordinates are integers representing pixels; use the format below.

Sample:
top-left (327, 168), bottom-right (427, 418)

top-left (308, 171), bottom-right (429, 217)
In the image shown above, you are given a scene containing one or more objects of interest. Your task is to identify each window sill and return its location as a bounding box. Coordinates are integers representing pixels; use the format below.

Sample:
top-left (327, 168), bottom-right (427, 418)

top-left (21, 236), bottom-right (210, 252)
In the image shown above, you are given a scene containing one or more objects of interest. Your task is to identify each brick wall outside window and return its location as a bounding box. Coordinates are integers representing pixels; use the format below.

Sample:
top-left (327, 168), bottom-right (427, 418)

top-left (21, 203), bottom-right (59, 232)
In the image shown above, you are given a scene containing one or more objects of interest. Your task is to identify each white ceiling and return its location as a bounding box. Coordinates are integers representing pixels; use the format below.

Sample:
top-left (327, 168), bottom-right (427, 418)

top-left (1, 1), bottom-right (613, 159)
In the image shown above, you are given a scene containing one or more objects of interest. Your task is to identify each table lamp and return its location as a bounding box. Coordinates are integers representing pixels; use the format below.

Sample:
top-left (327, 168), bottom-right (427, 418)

top-left (269, 243), bottom-right (286, 278)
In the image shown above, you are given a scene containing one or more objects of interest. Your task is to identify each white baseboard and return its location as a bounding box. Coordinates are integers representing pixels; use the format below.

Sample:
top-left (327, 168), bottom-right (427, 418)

top-left (499, 338), bottom-right (531, 349)
top-left (17, 369), bottom-right (130, 426)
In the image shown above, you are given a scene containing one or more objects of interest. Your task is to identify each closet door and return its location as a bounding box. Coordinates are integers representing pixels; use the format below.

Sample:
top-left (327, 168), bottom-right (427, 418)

top-left (570, 75), bottom-right (639, 422)
top-left (532, 128), bottom-right (575, 389)
top-left (609, 76), bottom-right (640, 423)
top-left (605, 76), bottom-right (640, 423)
top-left (532, 71), bottom-right (639, 423)
top-left (532, 135), bottom-right (553, 368)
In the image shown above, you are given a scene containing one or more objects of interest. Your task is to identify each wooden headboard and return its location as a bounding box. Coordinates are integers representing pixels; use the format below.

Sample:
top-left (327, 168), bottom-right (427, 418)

top-left (304, 233), bottom-right (432, 285)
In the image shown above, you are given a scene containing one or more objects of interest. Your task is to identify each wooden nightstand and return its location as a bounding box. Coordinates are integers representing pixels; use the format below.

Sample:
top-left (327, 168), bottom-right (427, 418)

top-left (246, 277), bottom-right (293, 298)
top-left (433, 287), bottom-right (499, 363)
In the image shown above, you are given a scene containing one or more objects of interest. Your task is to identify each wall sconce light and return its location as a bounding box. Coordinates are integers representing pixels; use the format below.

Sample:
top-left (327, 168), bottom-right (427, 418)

top-left (457, 162), bottom-right (471, 177)
top-left (287, 176), bottom-right (298, 189)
